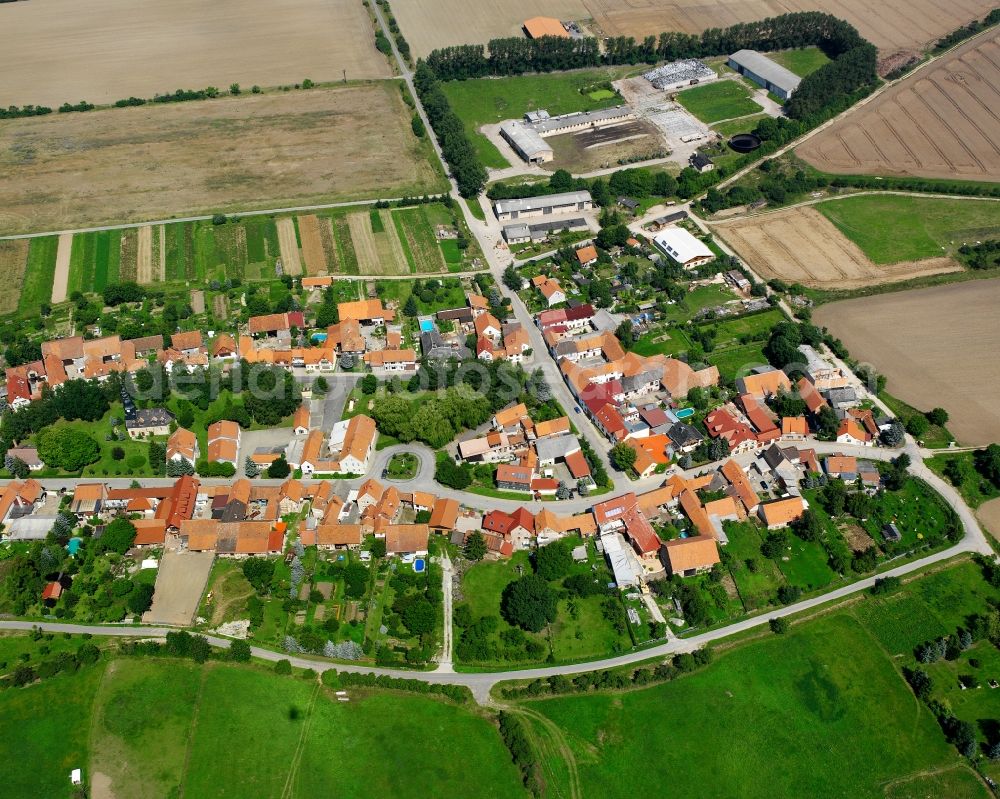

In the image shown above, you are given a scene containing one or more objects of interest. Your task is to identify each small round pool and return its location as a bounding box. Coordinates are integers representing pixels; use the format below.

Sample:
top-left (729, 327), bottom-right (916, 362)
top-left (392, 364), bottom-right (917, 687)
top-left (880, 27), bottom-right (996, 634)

top-left (675, 407), bottom-right (695, 419)
top-left (413, 558), bottom-right (426, 573)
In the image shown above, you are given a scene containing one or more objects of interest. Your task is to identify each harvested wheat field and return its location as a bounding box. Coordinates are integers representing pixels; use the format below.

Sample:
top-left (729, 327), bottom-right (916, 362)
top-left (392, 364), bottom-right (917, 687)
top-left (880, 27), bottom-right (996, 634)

top-left (799, 30), bottom-right (1000, 182)
top-left (0, 0), bottom-right (390, 108)
top-left (581, 0), bottom-right (997, 54)
top-left (136, 225), bottom-right (154, 284)
top-left (50, 233), bottom-right (73, 304)
top-left (275, 218), bottom-right (302, 277)
top-left (347, 213), bottom-right (381, 274)
top-left (393, 0), bottom-right (589, 56)
top-left (0, 83), bottom-right (444, 235)
top-left (297, 215), bottom-right (328, 275)
top-left (813, 279), bottom-right (1000, 445)
top-left (713, 206), bottom-right (961, 290)
top-left (0, 239), bottom-right (29, 315)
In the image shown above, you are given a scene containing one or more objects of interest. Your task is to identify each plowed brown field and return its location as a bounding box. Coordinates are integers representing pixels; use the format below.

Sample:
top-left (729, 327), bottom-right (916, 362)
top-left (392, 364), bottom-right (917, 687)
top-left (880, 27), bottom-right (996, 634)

top-left (799, 30), bottom-right (1000, 182)
top-left (713, 206), bottom-right (961, 289)
top-left (0, 0), bottom-right (390, 107)
top-left (813, 279), bottom-right (1000, 445)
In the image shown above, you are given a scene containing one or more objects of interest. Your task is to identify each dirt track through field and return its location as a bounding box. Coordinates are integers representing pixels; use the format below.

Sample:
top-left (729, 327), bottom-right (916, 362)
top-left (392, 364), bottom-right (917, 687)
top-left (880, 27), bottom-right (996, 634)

top-left (347, 212), bottom-right (380, 273)
top-left (580, 0), bottom-right (998, 53)
top-left (51, 233), bottom-right (73, 304)
top-left (0, 239), bottom-right (29, 314)
top-left (136, 225), bottom-right (153, 284)
top-left (0, 0), bottom-right (390, 107)
top-left (276, 218), bottom-right (302, 276)
top-left (713, 206), bottom-right (961, 289)
top-left (0, 85), bottom-right (441, 235)
top-left (297, 214), bottom-right (327, 275)
top-left (799, 31), bottom-right (1000, 182)
top-left (813, 278), bottom-right (1000, 446)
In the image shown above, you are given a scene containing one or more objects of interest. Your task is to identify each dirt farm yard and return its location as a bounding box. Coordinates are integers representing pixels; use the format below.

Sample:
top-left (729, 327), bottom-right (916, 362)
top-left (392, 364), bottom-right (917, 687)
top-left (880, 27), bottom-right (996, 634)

top-left (711, 206), bottom-right (961, 290)
top-left (0, 0), bottom-right (390, 108)
top-left (813, 279), bottom-right (1000, 446)
top-left (0, 84), bottom-right (444, 235)
top-left (798, 30), bottom-right (1000, 182)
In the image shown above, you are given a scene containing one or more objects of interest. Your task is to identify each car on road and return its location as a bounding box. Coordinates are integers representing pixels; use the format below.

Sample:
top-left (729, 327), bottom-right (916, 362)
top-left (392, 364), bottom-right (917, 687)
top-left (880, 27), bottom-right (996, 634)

top-left (574, 406), bottom-right (581, 414)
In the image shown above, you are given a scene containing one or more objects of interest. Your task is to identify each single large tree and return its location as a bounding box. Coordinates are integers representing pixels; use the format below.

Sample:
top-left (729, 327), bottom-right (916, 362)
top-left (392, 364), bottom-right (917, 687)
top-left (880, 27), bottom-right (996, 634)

top-left (501, 574), bottom-right (557, 633)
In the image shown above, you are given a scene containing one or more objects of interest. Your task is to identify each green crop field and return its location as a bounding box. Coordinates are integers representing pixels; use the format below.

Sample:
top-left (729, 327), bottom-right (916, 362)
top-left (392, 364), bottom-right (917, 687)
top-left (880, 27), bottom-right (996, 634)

top-left (523, 560), bottom-right (1000, 798)
top-left (393, 207), bottom-right (446, 274)
top-left (18, 236), bottom-right (58, 315)
top-left (816, 195), bottom-right (1000, 264)
top-left (0, 657), bottom-right (525, 799)
top-left (441, 68), bottom-right (633, 168)
top-left (676, 80), bottom-right (762, 123)
top-left (767, 46), bottom-right (831, 77)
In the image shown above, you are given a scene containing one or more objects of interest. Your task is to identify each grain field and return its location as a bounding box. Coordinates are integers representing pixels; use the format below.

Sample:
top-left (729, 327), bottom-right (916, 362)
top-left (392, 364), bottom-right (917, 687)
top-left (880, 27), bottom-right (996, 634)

top-left (0, 84), bottom-right (444, 235)
top-left (276, 218), bottom-right (302, 276)
top-left (798, 30), bottom-right (1000, 182)
top-left (347, 213), bottom-right (381, 274)
top-left (0, 239), bottom-right (30, 314)
top-left (0, 0), bottom-right (390, 107)
top-left (297, 215), bottom-right (328, 275)
top-left (713, 206), bottom-right (961, 289)
top-left (380, 210), bottom-right (411, 275)
top-left (813, 279), bottom-right (1000, 445)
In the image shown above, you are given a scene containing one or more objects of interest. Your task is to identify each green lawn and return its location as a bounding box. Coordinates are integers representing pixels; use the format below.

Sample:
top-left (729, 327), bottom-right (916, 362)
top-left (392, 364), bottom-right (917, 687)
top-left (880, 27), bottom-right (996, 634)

top-left (816, 195), bottom-right (1000, 264)
top-left (0, 657), bottom-right (525, 799)
top-left (879, 390), bottom-right (955, 449)
top-left (528, 563), bottom-right (1000, 796)
top-left (676, 80), bottom-right (762, 123)
top-left (18, 236), bottom-right (58, 316)
top-left (767, 46), bottom-right (831, 77)
top-left (441, 68), bottom-right (633, 168)
top-left (712, 113), bottom-right (770, 138)
top-left (707, 343), bottom-right (769, 380)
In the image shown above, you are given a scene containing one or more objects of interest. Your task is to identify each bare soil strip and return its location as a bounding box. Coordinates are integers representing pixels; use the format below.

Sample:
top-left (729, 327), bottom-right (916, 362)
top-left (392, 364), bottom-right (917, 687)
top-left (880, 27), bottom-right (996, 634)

top-left (347, 212), bottom-right (380, 274)
top-left (51, 232), bottom-right (73, 304)
top-left (297, 214), bottom-right (327, 275)
top-left (276, 217), bottom-right (302, 276)
top-left (713, 206), bottom-right (961, 290)
top-left (799, 31), bottom-right (1000, 182)
top-left (0, 239), bottom-right (30, 314)
top-left (813, 279), bottom-right (1000, 445)
top-left (136, 225), bottom-right (153, 284)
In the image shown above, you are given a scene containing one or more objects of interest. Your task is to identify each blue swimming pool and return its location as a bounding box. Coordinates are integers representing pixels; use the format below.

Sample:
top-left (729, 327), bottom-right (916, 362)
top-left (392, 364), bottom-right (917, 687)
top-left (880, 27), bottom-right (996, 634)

top-left (311, 332), bottom-right (328, 343)
top-left (67, 537), bottom-right (83, 556)
top-left (413, 558), bottom-right (426, 573)
top-left (675, 407), bottom-right (695, 419)
top-left (419, 319), bottom-right (434, 332)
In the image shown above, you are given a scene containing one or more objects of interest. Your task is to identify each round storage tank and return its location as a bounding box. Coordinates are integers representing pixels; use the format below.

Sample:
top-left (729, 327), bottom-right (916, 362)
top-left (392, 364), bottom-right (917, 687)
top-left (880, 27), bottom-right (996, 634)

top-left (729, 133), bottom-right (762, 153)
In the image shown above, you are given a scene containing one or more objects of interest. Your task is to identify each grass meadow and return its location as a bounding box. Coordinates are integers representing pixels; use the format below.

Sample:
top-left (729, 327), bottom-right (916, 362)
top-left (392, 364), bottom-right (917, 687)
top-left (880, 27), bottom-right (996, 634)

top-left (524, 560), bottom-right (1000, 798)
top-left (816, 195), bottom-right (1000, 264)
top-left (676, 80), bottom-right (762, 123)
top-left (767, 46), bottom-right (831, 77)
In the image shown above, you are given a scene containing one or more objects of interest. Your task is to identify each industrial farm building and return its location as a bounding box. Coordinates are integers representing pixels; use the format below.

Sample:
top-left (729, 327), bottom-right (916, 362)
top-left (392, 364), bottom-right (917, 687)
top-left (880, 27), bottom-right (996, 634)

top-left (727, 50), bottom-right (801, 100)
top-left (502, 217), bottom-right (589, 244)
top-left (493, 191), bottom-right (593, 221)
top-left (523, 16), bottom-right (570, 39)
top-left (499, 121), bottom-right (553, 164)
top-left (653, 227), bottom-right (715, 269)
top-left (643, 59), bottom-right (717, 91)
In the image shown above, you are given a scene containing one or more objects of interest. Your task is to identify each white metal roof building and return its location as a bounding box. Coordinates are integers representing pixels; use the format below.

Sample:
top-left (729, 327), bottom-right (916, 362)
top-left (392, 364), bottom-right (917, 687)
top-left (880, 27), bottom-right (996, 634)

top-left (653, 226), bottom-right (715, 268)
top-left (499, 121), bottom-right (553, 164)
top-left (493, 191), bottom-right (593, 221)
top-left (727, 50), bottom-right (802, 100)
top-left (643, 59), bottom-right (717, 91)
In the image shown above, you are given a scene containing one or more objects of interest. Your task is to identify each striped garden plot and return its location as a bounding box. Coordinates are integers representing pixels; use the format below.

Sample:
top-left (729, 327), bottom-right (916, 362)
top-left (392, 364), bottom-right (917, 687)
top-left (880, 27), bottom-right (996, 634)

top-left (156, 225), bottom-right (166, 281)
top-left (119, 228), bottom-right (138, 283)
top-left (0, 239), bottom-right (30, 315)
top-left (378, 209), bottom-right (410, 275)
top-left (51, 232), bottom-right (73, 304)
top-left (136, 225), bottom-right (155, 284)
top-left (297, 214), bottom-right (328, 275)
top-left (318, 216), bottom-right (340, 273)
top-left (275, 217), bottom-right (302, 276)
top-left (346, 212), bottom-right (381, 274)
top-left (393, 207), bottom-right (447, 274)
top-left (332, 216), bottom-right (359, 275)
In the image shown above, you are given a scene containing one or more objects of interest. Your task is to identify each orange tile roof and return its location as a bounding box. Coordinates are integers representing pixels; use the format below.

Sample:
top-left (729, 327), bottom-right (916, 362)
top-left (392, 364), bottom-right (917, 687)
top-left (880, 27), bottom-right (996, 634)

top-left (171, 331), bottom-right (203, 351)
top-left (207, 438), bottom-right (238, 464)
top-left (740, 369), bottom-right (791, 398)
top-left (207, 420), bottom-right (240, 442)
top-left (665, 535), bottom-right (720, 573)
top-left (837, 418), bottom-right (871, 442)
top-left (293, 404), bottom-right (310, 430)
top-left (167, 428), bottom-right (197, 462)
top-left (720, 459), bottom-right (758, 512)
top-left (679, 489), bottom-right (715, 538)
top-left (338, 299), bottom-right (392, 323)
top-left (385, 524), bottom-right (430, 554)
top-left (782, 416), bottom-right (808, 436)
top-left (826, 455), bottom-right (858, 474)
top-left (760, 497), bottom-right (806, 527)
top-left (495, 403), bottom-right (529, 428)
top-left (575, 245), bottom-right (598, 265)
top-left (211, 333), bottom-right (237, 357)
top-left (523, 16), bottom-right (569, 38)
top-left (133, 519), bottom-right (167, 546)
top-left (534, 416), bottom-right (570, 438)
top-left (316, 524), bottom-right (363, 547)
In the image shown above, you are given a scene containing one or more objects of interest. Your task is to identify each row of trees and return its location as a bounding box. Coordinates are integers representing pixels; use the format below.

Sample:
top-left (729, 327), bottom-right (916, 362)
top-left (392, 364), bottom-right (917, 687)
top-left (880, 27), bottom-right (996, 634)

top-left (427, 12), bottom-right (867, 80)
top-left (413, 63), bottom-right (486, 198)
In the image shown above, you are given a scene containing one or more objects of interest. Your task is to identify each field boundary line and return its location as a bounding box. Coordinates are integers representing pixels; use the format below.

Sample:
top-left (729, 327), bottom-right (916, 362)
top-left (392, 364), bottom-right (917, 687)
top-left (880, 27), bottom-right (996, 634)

top-left (280, 681), bottom-right (322, 799)
top-left (176, 666), bottom-right (209, 799)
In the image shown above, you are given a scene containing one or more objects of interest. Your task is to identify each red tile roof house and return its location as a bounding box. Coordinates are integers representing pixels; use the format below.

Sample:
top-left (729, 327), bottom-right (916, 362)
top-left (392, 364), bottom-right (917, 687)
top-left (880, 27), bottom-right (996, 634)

top-left (704, 406), bottom-right (761, 454)
top-left (496, 463), bottom-right (533, 493)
